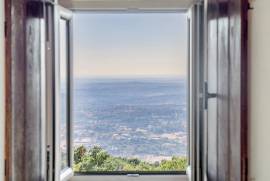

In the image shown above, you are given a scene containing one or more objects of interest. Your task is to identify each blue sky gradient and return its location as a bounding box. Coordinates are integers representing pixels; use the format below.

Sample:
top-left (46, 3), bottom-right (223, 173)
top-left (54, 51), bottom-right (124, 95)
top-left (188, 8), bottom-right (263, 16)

top-left (73, 12), bottom-right (187, 78)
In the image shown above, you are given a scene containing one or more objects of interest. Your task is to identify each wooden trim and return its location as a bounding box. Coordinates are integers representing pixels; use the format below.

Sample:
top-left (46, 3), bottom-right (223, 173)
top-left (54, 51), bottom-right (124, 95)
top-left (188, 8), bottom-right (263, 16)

top-left (240, 0), bottom-right (249, 180)
top-left (228, 0), bottom-right (249, 180)
top-left (6, 0), bottom-right (27, 178)
top-left (5, 0), bottom-right (46, 180)
top-left (4, 0), bottom-right (11, 180)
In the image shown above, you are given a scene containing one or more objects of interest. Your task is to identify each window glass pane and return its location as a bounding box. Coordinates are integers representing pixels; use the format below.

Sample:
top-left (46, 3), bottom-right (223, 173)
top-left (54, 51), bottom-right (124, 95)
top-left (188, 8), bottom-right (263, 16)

top-left (60, 18), bottom-right (69, 171)
top-left (73, 13), bottom-right (187, 172)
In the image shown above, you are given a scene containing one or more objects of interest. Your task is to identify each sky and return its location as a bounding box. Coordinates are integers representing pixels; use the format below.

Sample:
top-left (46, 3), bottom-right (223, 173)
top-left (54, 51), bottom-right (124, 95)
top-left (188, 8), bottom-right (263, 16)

top-left (73, 12), bottom-right (187, 78)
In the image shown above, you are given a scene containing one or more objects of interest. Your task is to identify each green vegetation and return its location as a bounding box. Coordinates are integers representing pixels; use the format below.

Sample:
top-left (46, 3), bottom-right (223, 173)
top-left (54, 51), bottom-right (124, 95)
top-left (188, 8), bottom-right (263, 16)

top-left (73, 146), bottom-right (187, 172)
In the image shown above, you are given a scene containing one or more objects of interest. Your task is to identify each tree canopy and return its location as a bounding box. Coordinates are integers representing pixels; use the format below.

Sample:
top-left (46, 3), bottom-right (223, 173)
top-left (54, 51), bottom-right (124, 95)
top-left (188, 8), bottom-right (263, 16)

top-left (73, 146), bottom-right (187, 172)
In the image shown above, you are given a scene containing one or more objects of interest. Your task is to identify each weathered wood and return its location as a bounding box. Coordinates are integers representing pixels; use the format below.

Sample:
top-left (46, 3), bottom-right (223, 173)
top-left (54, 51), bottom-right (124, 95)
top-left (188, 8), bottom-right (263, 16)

top-left (205, 0), bottom-right (218, 180)
top-left (217, 1), bottom-right (230, 180)
top-left (228, 0), bottom-right (249, 180)
top-left (5, 0), bottom-right (12, 180)
top-left (205, 0), bottom-right (248, 180)
top-left (240, 0), bottom-right (249, 179)
top-left (25, 1), bottom-right (45, 180)
top-left (5, 0), bottom-right (27, 180)
top-left (5, 0), bottom-right (46, 180)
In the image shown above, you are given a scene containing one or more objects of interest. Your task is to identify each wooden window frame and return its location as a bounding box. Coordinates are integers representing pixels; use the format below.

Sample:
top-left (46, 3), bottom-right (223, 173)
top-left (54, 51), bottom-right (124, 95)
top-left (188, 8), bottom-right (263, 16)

top-left (3, 0), bottom-right (249, 180)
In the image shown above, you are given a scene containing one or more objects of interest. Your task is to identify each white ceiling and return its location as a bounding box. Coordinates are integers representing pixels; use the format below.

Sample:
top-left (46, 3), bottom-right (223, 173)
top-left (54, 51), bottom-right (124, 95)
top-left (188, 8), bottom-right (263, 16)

top-left (59, 0), bottom-right (196, 11)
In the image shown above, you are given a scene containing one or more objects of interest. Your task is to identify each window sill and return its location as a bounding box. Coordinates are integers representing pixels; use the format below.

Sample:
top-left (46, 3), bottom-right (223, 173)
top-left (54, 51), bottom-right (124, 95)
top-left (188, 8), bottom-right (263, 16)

top-left (186, 165), bottom-right (191, 180)
top-left (70, 175), bottom-right (188, 181)
top-left (60, 168), bottom-right (74, 181)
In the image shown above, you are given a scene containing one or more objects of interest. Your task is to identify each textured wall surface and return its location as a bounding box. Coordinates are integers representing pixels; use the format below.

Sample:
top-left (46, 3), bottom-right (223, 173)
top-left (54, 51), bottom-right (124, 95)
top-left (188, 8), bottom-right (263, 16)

top-left (59, 0), bottom-right (195, 10)
top-left (249, 0), bottom-right (270, 180)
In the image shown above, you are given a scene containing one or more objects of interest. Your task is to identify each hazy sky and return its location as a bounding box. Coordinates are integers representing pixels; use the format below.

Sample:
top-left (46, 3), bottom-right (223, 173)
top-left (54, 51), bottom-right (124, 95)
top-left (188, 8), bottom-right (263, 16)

top-left (73, 12), bottom-right (187, 78)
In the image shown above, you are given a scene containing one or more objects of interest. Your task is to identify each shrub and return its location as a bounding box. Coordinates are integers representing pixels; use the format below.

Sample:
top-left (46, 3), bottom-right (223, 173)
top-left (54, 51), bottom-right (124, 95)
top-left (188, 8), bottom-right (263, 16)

top-left (73, 146), bottom-right (187, 172)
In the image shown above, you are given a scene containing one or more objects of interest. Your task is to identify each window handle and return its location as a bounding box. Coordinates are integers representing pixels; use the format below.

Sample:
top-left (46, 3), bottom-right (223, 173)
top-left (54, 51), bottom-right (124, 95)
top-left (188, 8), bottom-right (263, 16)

top-left (204, 82), bottom-right (217, 110)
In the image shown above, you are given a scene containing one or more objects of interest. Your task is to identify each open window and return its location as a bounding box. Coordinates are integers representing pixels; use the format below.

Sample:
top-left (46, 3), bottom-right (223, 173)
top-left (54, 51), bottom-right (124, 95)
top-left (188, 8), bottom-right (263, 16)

top-left (3, 0), bottom-right (249, 180)
top-left (72, 11), bottom-right (188, 175)
top-left (49, 2), bottom-right (203, 181)
top-left (55, 6), bottom-right (74, 181)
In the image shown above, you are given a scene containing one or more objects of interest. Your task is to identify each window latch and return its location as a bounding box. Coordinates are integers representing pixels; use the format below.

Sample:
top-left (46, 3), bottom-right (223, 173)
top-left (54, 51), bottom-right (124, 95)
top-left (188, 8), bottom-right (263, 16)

top-left (204, 82), bottom-right (217, 110)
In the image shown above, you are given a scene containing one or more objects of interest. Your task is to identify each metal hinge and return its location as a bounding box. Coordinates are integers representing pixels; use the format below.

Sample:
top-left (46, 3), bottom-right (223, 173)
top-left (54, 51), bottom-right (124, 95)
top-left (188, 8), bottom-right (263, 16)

top-left (248, 2), bottom-right (254, 10)
top-left (4, 21), bottom-right (7, 38)
top-left (46, 145), bottom-right (51, 181)
top-left (4, 159), bottom-right (7, 177)
top-left (242, 156), bottom-right (248, 181)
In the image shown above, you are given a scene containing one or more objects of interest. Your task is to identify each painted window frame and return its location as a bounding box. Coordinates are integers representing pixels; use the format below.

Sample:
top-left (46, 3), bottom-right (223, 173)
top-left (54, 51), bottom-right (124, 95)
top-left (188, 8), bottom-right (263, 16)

top-left (70, 9), bottom-right (190, 176)
top-left (54, 5), bottom-right (74, 181)
top-left (51, 5), bottom-right (203, 180)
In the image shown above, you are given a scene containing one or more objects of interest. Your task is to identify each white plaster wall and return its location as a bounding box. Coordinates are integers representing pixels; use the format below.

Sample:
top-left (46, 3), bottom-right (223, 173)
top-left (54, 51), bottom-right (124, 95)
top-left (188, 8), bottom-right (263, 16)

top-left (0, 0), bottom-right (5, 180)
top-left (59, 0), bottom-right (195, 10)
top-left (248, 0), bottom-right (270, 180)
